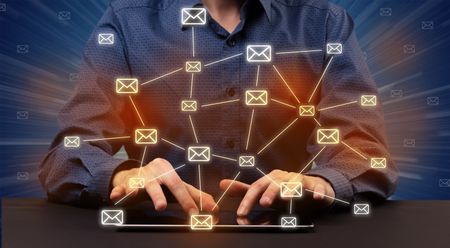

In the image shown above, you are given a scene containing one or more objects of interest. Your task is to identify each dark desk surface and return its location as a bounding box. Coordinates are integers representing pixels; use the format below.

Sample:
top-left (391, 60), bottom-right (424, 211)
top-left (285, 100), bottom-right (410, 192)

top-left (2, 198), bottom-right (450, 248)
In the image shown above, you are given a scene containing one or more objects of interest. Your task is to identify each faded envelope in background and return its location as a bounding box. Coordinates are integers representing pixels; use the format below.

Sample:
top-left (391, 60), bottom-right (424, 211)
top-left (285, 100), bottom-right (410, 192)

top-left (16, 111), bottom-right (29, 120)
top-left (280, 182), bottom-right (302, 198)
top-left (379, 8), bottom-right (392, 16)
top-left (116, 78), bottom-right (138, 94)
top-left (190, 214), bottom-right (213, 230)
top-left (135, 129), bottom-right (157, 144)
top-left (16, 45), bottom-right (29, 54)
top-left (421, 21), bottom-right (434, 30)
top-left (128, 178), bottom-right (145, 189)
top-left (245, 90), bottom-right (268, 106)
top-left (438, 179), bottom-right (450, 187)
top-left (58, 11), bottom-right (71, 21)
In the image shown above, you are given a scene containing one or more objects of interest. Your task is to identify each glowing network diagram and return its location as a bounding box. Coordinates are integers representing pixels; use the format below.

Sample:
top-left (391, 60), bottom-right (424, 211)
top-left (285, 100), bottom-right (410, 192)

top-left (65, 7), bottom-right (384, 230)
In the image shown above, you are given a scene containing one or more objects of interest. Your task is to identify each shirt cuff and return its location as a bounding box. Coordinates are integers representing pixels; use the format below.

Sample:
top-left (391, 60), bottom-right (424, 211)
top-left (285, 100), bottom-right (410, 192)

top-left (305, 167), bottom-right (354, 204)
top-left (86, 158), bottom-right (140, 205)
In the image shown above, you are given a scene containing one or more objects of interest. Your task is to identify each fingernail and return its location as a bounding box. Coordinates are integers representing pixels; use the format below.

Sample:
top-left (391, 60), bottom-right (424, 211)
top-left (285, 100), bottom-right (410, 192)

top-left (237, 206), bottom-right (247, 216)
top-left (188, 208), bottom-right (199, 215)
top-left (261, 196), bottom-right (272, 205)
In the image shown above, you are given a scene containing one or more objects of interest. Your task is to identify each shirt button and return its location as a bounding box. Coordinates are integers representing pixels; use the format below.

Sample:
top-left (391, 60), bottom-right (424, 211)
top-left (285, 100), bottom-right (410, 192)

top-left (225, 139), bottom-right (235, 149)
top-left (226, 88), bottom-right (236, 97)
top-left (228, 39), bottom-right (236, 47)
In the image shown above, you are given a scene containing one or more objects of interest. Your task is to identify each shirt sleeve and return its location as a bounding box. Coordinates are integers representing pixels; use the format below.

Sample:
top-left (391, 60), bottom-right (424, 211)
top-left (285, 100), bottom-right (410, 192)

top-left (39, 5), bottom-right (140, 207)
top-left (305, 5), bottom-right (398, 203)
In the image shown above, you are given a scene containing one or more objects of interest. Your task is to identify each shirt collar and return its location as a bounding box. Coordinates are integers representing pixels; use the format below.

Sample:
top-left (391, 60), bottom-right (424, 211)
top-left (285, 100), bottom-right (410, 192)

top-left (259, 0), bottom-right (272, 22)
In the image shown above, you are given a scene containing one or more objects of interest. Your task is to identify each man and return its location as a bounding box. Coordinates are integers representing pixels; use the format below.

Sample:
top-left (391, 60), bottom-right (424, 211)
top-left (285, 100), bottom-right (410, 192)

top-left (39, 0), bottom-right (397, 218)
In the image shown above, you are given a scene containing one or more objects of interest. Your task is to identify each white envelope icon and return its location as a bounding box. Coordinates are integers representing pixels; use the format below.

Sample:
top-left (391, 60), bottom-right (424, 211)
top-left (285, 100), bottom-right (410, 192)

top-left (245, 90), bottom-right (268, 106)
top-left (135, 129), bottom-right (158, 144)
top-left (181, 100), bottom-right (198, 112)
top-left (64, 136), bottom-right (80, 148)
top-left (98, 33), bottom-right (114, 45)
top-left (101, 210), bottom-right (124, 225)
top-left (187, 146), bottom-right (211, 162)
top-left (247, 45), bottom-right (272, 62)
top-left (317, 129), bottom-right (340, 144)
top-left (370, 157), bottom-right (387, 169)
top-left (116, 78), bottom-right (139, 94)
top-left (239, 156), bottom-right (255, 167)
top-left (326, 43), bottom-right (343, 55)
top-left (281, 216), bottom-right (297, 228)
top-left (353, 203), bottom-right (370, 215)
top-left (181, 8), bottom-right (207, 25)
top-left (280, 182), bottom-right (302, 198)
top-left (190, 214), bottom-right (213, 230)
top-left (361, 95), bottom-right (377, 106)
top-left (185, 61), bottom-right (201, 73)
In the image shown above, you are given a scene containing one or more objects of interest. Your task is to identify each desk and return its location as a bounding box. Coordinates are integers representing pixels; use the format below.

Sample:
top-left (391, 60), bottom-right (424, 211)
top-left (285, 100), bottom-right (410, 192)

top-left (2, 198), bottom-right (450, 248)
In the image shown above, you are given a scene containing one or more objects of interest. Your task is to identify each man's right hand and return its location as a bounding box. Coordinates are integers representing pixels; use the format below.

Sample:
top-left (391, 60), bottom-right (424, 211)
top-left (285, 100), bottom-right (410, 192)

top-left (109, 158), bottom-right (218, 215)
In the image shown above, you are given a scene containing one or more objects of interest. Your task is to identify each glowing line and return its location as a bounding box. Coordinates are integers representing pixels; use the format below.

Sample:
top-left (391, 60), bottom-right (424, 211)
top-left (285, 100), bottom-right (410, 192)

top-left (198, 164), bottom-right (203, 211)
top-left (83, 136), bottom-right (130, 142)
top-left (318, 101), bottom-right (358, 111)
top-left (255, 65), bottom-right (260, 87)
top-left (192, 27), bottom-right (195, 57)
top-left (271, 98), bottom-right (297, 109)
top-left (257, 118), bottom-right (299, 155)
top-left (304, 189), bottom-right (350, 205)
top-left (161, 138), bottom-right (185, 150)
top-left (204, 53), bottom-right (243, 67)
top-left (313, 118), bottom-right (322, 127)
top-left (189, 73), bottom-right (194, 98)
top-left (213, 171), bottom-right (241, 211)
top-left (129, 96), bottom-right (145, 126)
top-left (201, 99), bottom-right (240, 108)
top-left (117, 224), bottom-right (314, 228)
top-left (272, 65), bottom-right (301, 104)
top-left (146, 164), bottom-right (187, 183)
top-left (141, 68), bottom-right (183, 85)
top-left (308, 56), bottom-right (334, 103)
top-left (188, 115), bottom-right (199, 143)
top-left (276, 49), bottom-right (322, 55)
top-left (341, 141), bottom-right (368, 160)
top-left (245, 109), bottom-right (255, 151)
top-left (138, 146), bottom-right (147, 176)
top-left (255, 167), bottom-right (280, 186)
top-left (298, 146), bottom-right (327, 175)
top-left (114, 189), bottom-right (137, 206)
top-left (212, 154), bottom-right (237, 162)
top-left (289, 199), bottom-right (293, 214)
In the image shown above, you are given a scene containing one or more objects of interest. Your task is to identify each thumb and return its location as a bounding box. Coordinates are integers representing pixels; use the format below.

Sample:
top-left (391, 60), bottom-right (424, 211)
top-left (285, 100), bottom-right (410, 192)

top-left (109, 185), bottom-right (126, 202)
top-left (219, 179), bottom-right (250, 197)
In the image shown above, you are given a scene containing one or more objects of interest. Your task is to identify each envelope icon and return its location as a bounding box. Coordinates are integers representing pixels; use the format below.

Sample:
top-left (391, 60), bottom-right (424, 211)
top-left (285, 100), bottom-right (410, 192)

top-left (246, 45), bottom-right (272, 62)
top-left (181, 8), bottom-right (207, 25)
top-left (69, 73), bottom-right (80, 82)
top-left (17, 172), bottom-right (29, 181)
top-left (116, 78), bottom-right (138, 94)
top-left (188, 146), bottom-right (211, 162)
top-left (422, 21), bottom-right (434, 30)
top-left (17, 111), bottom-right (29, 120)
top-left (438, 179), bottom-right (450, 188)
top-left (391, 89), bottom-right (403, 98)
top-left (361, 95), bottom-right (377, 106)
top-left (135, 129), bottom-right (157, 144)
top-left (379, 8), bottom-right (392, 17)
top-left (190, 214), bottom-right (213, 230)
top-left (0, 3), bottom-right (6, 12)
top-left (299, 105), bottom-right (315, 117)
top-left (353, 204), bottom-right (370, 215)
top-left (58, 11), bottom-right (71, 21)
top-left (326, 43), bottom-right (343, 55)
top-left (245, 90), bottom-right (268, 106)
top-left (239, 156), bottom-right (255, 167)
top-left (128, 177), bottom-right (145, 189)
top-left (185, 61), bottom-right (201, 73)
top-left (427, 97), bottom-right (439, 106)
top-left (403, 138), bottom-right (415, 148)
top-left (98, 33), bottom-right (114, 45)
top-left (317, 129), bottom-right (339, 144)
top-left (280, 182), bottom-right (302, 198)
top-left (101, 210), bottom-right (124, 225)
top-left (64, 136), bottom-right (80, 148)
top-left (17, 45), bottom-right (29, 54)
top-left (403, 44), bottom-right (415, 54)
top-left (281, 216), bottom-right (297, 228)
top-left (370, 157), bottom-right (387, 169)
top-left (181, 100), bottom-right (197, 112)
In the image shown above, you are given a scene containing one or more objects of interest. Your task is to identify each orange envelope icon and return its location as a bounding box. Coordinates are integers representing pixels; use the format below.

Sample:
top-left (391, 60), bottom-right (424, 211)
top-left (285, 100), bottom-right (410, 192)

top-left (280, 182), bottom-right (303, 198)
top-left (116, 78), bottom-right (138, 94)
top-left (135, 129), bottom-right (157, 144)
top-left (190, 214), bottom-right (213, 230)
top-left (245, 90), bottom-right (268, 106)
top-left (299, 105), bottom-right (315, 116)
top-left (361, 95), bottom-right (377, 106)
top-left (128, 177), bottom-right (145, 189)
top-left (370, 157), bottom-right (387, 169)
top-left (185, 61), bottom-right (202, 73)
top-left (317, 129), bottom-right (339, 144)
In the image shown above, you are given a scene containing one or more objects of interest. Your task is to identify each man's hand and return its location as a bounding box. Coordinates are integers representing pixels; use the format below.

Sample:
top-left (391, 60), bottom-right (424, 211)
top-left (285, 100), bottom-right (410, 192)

top-left (110, 158), bottom-right (218, 215)
top-left (219, 170), bottom-right (335, 216)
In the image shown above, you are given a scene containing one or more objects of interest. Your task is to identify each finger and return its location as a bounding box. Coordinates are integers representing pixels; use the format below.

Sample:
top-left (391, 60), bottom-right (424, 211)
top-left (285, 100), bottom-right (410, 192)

top-left (312, 183), bottom-right (326, 200)
top-left (160, 174), bottom-right (199, 215)
top-left (259, 181), bottom-right (281, 207)
top-left (237, 176), bottom-right (272, 217)
top-left (110, 186), bottom-right (126, 201)
top-left (219, 179), bottom-right (250, 197)
top-left (144, 180), bottom-right (167, 211)
top-left (185, 183), bottom-right (219, 214)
